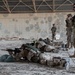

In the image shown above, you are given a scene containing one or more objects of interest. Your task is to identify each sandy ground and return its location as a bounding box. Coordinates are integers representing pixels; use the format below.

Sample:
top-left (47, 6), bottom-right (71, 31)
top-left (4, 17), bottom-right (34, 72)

top-left (0, 40), bottom-right (75, 75)
top-left (0, 62), bottom-right (75, 75)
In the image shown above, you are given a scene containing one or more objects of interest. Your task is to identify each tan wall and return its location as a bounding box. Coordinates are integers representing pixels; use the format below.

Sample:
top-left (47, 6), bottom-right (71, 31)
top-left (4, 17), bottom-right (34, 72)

top-left (0, 12), bottom-right (74, 42)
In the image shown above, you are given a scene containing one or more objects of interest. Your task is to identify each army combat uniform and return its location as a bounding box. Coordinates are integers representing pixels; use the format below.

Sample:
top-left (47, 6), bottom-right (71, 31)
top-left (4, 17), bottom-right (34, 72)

top-left (66, 16), bottom-right (73, 48)
top-left (51, 26), bottom-right (57, 41)
top-left (72, 15), bottom-right (75, 48)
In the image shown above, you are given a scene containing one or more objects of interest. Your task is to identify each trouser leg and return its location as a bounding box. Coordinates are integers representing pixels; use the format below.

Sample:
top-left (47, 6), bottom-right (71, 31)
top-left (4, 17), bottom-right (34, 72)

top-left (67, 35), bottom-right (71, 48)
top-left (52, 33), bottom-right (55, 41)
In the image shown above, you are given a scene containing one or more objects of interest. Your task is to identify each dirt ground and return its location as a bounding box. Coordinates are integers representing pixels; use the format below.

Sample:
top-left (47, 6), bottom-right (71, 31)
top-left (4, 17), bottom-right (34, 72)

top-left (0, 62), bottom-right (75, 75)
top-left (0, 40), bottom-right (75, 75)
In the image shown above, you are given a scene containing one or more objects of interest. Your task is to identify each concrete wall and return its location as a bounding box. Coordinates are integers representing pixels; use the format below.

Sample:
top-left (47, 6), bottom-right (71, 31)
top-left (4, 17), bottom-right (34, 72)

top-left (0, 12), bottom-right (74, 42)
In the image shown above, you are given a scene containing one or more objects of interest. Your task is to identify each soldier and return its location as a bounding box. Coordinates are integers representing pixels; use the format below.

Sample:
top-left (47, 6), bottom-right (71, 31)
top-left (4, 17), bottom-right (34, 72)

top-left (44, 38), bottom-right (51, 45)
top-left (51, 24), bottom-right (57, 41)
top-left (72, 15), bottom-right (75, 48)
top-left (65, 14), bottom-right (73, 48)
top-left (73, 3), bottom-right (75, 11)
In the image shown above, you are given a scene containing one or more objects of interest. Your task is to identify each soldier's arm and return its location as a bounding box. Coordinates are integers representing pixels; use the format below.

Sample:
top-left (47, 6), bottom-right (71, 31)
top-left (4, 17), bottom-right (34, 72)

top-left (51, 28), bottom-right (52, 31)
top-left (65, 19), bottom-right (69, 27)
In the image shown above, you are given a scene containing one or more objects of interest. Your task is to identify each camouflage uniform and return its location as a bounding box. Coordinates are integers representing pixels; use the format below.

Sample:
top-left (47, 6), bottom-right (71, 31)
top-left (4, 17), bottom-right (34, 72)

top-left (65, 14), bottom-right (73, 48)
top-left (72, 15), bottom-right (75, 48)
top-left (51, 26), bottom-right (57, 41)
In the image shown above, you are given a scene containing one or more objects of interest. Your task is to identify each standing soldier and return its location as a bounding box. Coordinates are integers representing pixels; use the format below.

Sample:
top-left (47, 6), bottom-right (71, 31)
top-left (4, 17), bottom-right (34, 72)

top-left (51, 24), bottom-right (57, 41)
top-left (72, 15), bottom-right (75, 48)
top-left (65, 14), bottom-right (73, 48)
